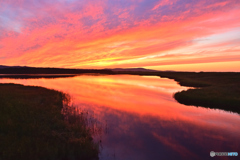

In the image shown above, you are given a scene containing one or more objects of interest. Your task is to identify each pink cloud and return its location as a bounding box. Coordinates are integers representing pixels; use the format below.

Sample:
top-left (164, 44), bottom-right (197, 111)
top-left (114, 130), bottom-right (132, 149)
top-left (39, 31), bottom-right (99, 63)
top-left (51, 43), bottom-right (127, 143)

top-left (0, 0), bottom-right (240, 71)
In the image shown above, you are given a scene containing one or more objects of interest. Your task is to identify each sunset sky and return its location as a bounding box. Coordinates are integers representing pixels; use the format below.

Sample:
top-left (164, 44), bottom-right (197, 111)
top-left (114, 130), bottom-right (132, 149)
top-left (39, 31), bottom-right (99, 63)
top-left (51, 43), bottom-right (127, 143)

top-left (0, 0), bottom-right (240, 71)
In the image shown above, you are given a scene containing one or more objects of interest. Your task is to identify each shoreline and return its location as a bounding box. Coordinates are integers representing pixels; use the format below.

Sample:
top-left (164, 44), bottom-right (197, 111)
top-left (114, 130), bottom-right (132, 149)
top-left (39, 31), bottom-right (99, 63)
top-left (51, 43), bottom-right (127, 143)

top-left (0, 71), bottom-right (239, 114)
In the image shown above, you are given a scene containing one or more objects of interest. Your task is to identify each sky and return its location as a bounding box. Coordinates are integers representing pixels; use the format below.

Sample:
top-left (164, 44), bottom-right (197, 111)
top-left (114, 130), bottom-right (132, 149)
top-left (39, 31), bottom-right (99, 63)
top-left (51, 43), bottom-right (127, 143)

top-left (0, 0), bottom-right (240, 71)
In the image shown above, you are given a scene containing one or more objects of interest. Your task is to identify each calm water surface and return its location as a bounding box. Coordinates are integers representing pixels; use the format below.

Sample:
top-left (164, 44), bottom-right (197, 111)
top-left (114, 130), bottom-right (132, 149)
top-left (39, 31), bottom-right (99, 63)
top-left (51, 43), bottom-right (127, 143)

top-left (0, 75), bottom-right (240, 160)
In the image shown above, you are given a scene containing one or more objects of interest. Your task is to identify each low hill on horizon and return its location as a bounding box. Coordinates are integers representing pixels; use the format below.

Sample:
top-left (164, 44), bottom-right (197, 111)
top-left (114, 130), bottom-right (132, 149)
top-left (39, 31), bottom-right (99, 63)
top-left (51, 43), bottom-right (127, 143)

top-left (0, 65), bottom-right (11, 69)
top-left (0, 65), bottom-right (162, 74)
top-left (109, 68), bottom-right (158, 72)
top-left (0, 65), bottom-right (113, 74)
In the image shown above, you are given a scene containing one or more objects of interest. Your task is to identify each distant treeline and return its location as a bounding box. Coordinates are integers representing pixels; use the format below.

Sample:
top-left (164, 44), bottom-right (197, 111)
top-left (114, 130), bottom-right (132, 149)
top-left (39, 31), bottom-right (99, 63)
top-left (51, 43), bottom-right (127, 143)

top-left (0, 67), bottom-right (114, 74)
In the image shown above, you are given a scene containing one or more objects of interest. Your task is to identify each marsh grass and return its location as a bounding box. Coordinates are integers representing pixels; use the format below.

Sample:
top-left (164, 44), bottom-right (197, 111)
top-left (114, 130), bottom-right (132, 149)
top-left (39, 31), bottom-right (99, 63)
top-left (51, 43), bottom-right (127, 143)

top-left (0, 83), bottom-right (99, 160)
top-left (159, 72), bottom-right (240, 113)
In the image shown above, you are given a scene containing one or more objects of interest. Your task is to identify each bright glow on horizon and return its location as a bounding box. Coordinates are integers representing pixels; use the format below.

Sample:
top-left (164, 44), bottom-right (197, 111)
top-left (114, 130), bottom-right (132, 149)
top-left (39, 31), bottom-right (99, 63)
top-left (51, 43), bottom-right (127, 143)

top-left (0, 0), bottom-right (240, 71)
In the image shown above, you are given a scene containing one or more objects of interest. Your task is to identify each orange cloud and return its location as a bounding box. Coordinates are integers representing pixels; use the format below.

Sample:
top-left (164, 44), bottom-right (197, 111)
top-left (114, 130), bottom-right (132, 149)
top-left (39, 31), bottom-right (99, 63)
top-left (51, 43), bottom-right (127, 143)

top-left (0, 0), bottom-right (240, 71)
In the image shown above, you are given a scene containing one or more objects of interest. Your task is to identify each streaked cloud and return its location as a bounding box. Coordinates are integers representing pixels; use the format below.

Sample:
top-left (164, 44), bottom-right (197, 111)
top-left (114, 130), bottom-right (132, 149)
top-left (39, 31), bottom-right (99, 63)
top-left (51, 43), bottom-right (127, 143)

top-left (0, 0), bottom-right (239, 71)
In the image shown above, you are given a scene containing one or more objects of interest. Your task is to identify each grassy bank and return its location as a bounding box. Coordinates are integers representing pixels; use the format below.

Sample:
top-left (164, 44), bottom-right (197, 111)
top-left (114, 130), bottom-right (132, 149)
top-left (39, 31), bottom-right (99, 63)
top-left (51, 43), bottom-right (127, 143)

top-left (157, 72), bottom-right (240, 114)
top-left (0, 84), bottom-right (99, 160)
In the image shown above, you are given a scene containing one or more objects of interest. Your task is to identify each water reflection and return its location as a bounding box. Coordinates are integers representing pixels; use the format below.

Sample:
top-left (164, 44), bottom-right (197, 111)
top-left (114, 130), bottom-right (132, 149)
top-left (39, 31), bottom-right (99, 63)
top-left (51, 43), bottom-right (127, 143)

top-left (92, 105), bottom-right (240, 160)
top-left (0, 75), bottom-right (239, 160)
